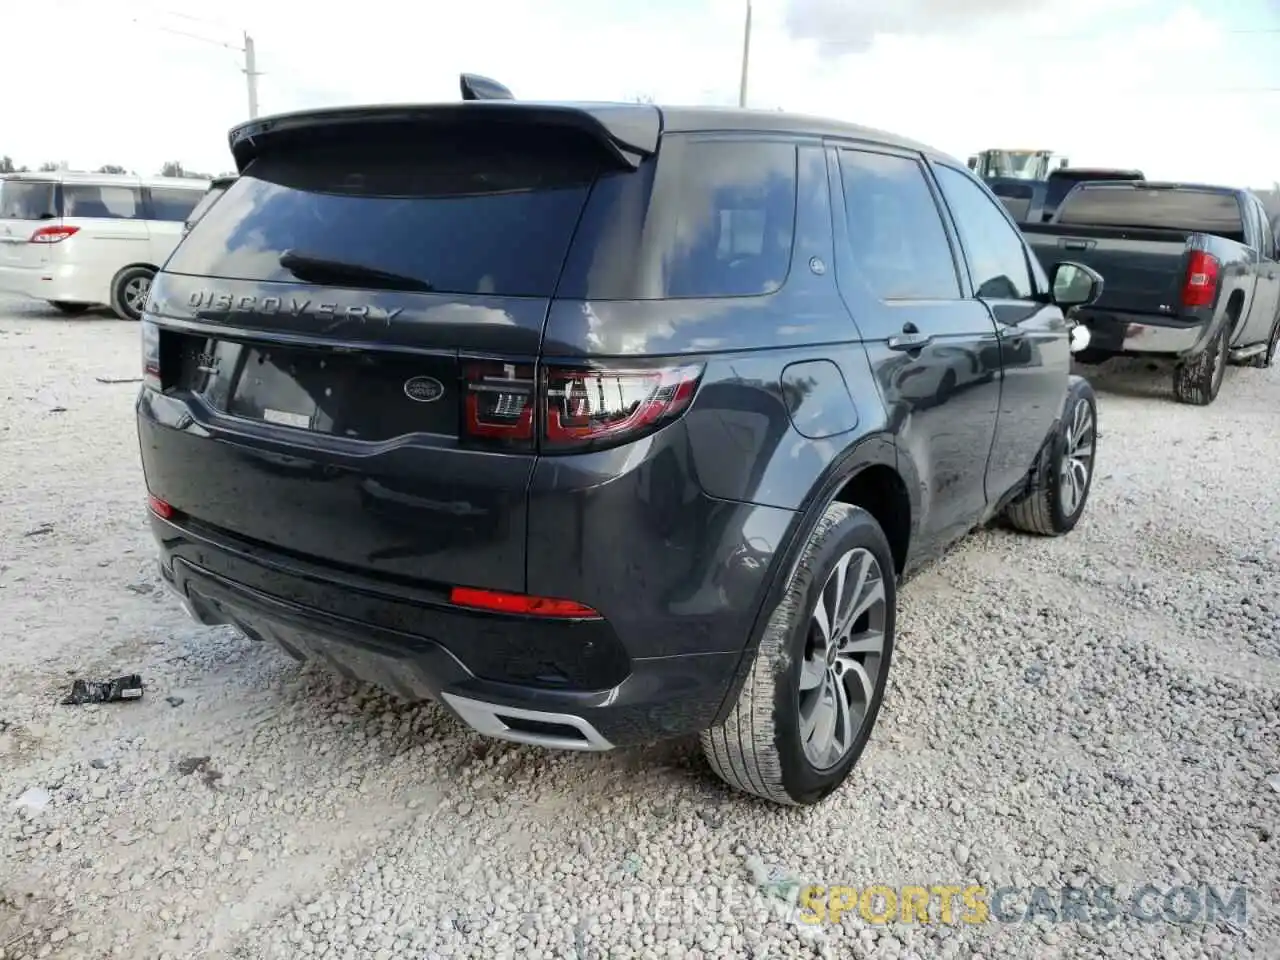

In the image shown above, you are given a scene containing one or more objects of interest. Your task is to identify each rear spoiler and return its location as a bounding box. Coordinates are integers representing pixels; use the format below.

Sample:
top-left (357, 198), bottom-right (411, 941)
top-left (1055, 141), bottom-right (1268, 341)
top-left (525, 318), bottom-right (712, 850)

top-left (228, 73), bottom-right (660, 173)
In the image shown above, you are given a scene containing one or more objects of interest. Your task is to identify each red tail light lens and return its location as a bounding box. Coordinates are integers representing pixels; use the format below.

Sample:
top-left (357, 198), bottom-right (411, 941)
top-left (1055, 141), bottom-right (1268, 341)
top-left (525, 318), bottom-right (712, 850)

top-left (141, 320), bottom-right (161, 391)
top-left (462, 360), bottom-right (535, 447)
top-left (29, 225), bottom-right (79, 244)
top-left (147, 494), bottom-right (174, 520)
top-left (450, 586), bottom-right (600, 619)
top-left (1181, 250), bottom-right (1220, 309)
top-left (543, 364), bottom-right (703, 452)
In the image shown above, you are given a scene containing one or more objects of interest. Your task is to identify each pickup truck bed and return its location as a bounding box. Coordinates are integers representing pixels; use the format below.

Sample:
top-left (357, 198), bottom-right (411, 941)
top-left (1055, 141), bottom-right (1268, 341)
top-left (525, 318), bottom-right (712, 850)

top-left (1024, 181), bottom-right (1280, 404)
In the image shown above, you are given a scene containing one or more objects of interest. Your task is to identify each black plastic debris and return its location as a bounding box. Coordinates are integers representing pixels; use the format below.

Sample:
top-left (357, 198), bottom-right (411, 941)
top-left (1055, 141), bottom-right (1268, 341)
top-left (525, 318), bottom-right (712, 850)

top-left (60, 675), bottom-right (144, 706)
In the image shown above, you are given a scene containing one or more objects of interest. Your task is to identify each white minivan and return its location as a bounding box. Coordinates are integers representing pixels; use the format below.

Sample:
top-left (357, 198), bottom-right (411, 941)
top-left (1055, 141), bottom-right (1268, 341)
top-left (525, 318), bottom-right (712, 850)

top-left (0, 171), bottom-right (209, 320)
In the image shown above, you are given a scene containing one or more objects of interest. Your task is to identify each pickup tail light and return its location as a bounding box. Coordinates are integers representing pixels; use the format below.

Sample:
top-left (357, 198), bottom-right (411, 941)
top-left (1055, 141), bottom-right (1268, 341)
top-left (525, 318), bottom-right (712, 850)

top-left (29, 225), bottom-right (79, 244)
top-left (1181, 250), bottom-right (1220, 309)
top-left (461, 360), bottom-right (704, 453)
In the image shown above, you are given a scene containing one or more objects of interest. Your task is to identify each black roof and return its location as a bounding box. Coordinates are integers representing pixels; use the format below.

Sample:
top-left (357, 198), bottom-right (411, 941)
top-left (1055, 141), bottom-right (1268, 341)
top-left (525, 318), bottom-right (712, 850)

top-left (228, 100), bottom-right (957, 171)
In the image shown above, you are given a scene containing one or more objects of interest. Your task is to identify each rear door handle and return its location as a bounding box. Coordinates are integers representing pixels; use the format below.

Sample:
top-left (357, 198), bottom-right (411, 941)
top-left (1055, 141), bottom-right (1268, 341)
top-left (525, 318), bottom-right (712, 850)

top-left (887, 332), bottom-right (933, 352)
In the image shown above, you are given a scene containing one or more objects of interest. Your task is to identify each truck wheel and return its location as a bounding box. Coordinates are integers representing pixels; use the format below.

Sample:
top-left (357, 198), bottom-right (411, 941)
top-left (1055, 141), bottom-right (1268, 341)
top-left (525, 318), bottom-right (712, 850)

top-left (1172, 324), bottom-right (1228, 405)
top-left (1004, 378), bottom-right (1097, 537)
top-left (1247, 317), bottom-right (1280, 369)
top-left (700, 503), bottom-right (896, 806)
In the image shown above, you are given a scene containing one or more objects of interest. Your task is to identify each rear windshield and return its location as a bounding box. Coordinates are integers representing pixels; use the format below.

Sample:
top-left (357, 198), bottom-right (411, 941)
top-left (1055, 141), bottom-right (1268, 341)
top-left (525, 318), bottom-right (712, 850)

top-left (0, 180), bottom-right (57, 220)
top-left (182, 185), bottom-right (229, 228)
top-left (1056, 185), bottom-right (1245, 238)
top-left (166, 130), bottom-right (604, 297)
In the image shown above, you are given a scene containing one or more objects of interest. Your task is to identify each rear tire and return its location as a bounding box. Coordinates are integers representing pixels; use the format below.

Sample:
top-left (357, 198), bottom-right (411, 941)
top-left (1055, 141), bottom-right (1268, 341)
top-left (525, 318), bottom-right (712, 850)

top-left (1247, 316), bottom-right (1280, 369)
top-left (1004, 378), bottom-right (1097, 537)
top-left (50, 301), bottom-right (92, 315)
top-left (109, 266), bottom-right (155, 322)
top-left (700, 503), bottom-right (896, 806)
top-left (1172, 324), bottom-right (1228, 405)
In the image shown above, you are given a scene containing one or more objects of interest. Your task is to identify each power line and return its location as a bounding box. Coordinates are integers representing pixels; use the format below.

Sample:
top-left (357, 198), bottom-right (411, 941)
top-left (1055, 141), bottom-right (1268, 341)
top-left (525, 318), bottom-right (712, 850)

top-left (128, 18), bottom-right (262, 119)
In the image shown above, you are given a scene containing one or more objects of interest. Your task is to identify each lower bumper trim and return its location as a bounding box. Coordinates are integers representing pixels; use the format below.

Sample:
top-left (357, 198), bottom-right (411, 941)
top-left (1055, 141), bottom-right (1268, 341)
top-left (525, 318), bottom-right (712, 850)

top-left (441, 692), bottom-right (614, 751)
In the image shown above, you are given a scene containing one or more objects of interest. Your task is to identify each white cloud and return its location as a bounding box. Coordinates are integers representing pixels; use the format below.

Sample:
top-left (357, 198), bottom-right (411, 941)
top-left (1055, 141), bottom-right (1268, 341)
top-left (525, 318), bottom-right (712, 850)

top-left (4, 0), bottom-right (1279, 187)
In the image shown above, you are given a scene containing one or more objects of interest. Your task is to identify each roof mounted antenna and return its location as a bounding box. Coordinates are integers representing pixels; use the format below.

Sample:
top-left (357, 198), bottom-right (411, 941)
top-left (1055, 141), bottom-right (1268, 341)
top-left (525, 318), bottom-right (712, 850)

top-left (460, 73), bottom-right (515, 101)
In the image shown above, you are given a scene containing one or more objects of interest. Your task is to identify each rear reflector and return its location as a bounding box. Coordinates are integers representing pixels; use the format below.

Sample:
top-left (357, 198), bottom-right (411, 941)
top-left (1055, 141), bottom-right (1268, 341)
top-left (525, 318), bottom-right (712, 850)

top-left (1181, 250), bottom-right (1220, 309)
top-left (29, 225), bottom-right (79, 244)
top-left (449, 586), bottom-right (600, 619)
top-left (147, 495), bottom-right (174, 519)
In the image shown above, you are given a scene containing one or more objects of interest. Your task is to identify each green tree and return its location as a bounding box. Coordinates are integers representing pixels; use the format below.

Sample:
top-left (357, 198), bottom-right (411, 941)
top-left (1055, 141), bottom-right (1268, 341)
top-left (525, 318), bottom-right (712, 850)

top-left (37, 161), bottom-right (60, 172)
top-left (0, 156), bottom-right (17, 174)
top-left (97, 164), bottom-right (127, 174)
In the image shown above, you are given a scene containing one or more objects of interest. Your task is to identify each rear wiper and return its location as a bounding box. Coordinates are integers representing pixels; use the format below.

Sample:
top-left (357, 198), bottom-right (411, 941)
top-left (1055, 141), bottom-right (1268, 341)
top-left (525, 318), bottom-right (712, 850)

top-left (278, 250), bottom-right (434, 292)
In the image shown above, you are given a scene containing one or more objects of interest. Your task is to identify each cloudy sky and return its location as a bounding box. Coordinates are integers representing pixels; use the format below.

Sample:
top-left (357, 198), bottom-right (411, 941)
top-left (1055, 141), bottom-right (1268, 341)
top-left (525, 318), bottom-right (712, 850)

top-left (6, 0), bottom-right (1280, 186)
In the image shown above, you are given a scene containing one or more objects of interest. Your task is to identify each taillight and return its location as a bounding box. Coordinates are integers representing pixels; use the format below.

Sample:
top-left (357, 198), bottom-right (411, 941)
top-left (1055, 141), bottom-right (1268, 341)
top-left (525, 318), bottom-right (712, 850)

top-left (29, 225), bottom-right (79, 244)
top-left (542, 364), bottom-right (703, 452)
top-left (449, 586), bottom-right (600, 619)
top-left (147, 494), bottom-right (174, 520)
top-left (1182, 250), bottom-right (1220, 309)
top-left (141, 320), bottom-right (161, 391)
top-left (462, 360), bottom-right (535, 448)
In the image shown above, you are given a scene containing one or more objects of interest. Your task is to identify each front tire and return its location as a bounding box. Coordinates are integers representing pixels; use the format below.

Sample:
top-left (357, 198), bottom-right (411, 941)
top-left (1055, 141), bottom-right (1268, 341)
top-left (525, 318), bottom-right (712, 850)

top-left (109, 266), bottom-right (155, 322)
top-left (1004, 378), bottom-right (1097, 537)
top-left (1247, 316), bottom-right (1280, 369)
top-left (700, 503), bottom-right (896, 806)
top-left (1172, 323), bottom-right (1228, 404)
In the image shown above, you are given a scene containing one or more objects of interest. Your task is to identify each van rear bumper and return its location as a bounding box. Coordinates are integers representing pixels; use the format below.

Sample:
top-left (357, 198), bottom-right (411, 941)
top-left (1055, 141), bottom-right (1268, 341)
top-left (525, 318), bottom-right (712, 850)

top-left (154, 516), bottom-right (741, 749)
top-left (0, 262), bottom-right (106, 305)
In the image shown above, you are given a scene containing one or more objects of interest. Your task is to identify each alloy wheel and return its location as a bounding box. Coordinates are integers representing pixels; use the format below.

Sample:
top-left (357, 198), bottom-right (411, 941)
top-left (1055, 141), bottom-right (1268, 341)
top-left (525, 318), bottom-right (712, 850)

top-left (124, 275), bottom-right (151, 316)
top-left (799, 547), bottom-right (888, 770)
top-left (1058, 397), bottom-right (1095, 517)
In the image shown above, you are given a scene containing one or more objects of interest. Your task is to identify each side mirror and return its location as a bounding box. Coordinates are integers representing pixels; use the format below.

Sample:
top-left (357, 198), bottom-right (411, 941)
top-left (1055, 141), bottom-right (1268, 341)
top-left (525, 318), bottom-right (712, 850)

top-left (1049, 260), bottom-right (1103, 309)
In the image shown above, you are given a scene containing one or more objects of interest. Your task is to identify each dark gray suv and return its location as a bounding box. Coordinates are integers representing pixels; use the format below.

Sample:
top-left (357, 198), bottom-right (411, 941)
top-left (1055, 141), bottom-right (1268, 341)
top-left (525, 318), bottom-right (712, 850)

top-left (137, 82), bottom-right (1102, 805)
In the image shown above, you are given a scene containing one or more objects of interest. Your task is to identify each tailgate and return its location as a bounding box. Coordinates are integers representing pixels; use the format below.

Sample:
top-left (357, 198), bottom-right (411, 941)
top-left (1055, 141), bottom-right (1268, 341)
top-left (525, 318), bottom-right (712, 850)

top-left (140, 121), bottom-right (617, 592)
top-left (1026, 227), bottom-right (1188, 315)
top-left (0, 178), bottom-right (59, 270)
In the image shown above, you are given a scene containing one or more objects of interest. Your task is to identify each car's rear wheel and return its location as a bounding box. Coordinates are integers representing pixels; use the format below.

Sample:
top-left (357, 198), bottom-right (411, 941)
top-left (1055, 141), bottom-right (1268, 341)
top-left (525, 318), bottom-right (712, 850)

top-left (49, 301), bottom-right (92, 315)
top-left (110, 266), bottom-right (155, 322)
top-left (1172, 323), bottom-right (1228, 404)
top-left (1004, 377), bottom-right (1097, 537)
top-left (700, 502), bottom-right (896, 806)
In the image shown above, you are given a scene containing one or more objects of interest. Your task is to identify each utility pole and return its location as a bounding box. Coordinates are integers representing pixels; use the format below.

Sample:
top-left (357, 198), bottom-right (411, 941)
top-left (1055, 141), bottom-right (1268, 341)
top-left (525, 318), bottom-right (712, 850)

top-left (243, 32), bottom-right (260, 119)
top-left (738, 1), bottom-right (752, 107)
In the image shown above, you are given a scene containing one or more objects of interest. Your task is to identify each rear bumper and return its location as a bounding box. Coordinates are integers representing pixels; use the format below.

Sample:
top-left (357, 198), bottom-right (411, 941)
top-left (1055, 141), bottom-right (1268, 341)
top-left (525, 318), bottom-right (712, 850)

top-left (0, 261), bottom-right (106, 305)
top-left (1074, 310), bottom-right (1206, 356)
top-left (153, 514), bottom-right (744, 749)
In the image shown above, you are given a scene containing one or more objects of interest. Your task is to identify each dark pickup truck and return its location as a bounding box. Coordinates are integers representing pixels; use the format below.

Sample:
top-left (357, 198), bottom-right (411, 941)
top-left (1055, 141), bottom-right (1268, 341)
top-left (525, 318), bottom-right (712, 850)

top-left (1024, 181), bottom-right (1280, 404)
top-left (990, 167), bottom-right (1145, 225)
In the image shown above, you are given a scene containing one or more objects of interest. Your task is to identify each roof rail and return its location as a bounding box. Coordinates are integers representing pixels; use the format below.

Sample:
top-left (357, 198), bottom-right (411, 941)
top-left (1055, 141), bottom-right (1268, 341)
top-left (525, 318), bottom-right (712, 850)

top-left (460, 73), bottom-right (515, 101)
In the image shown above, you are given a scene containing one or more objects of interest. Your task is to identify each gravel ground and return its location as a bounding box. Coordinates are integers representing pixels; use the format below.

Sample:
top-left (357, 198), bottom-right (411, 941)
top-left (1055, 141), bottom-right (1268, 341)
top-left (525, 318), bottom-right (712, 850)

top-left (0, 297), bottom-right (1277, 960)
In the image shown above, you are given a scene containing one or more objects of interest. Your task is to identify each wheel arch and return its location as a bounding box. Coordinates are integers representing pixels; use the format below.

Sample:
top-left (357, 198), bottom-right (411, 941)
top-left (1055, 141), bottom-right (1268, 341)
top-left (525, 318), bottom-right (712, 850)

top-left (708, 431), bottom-right (916, 726)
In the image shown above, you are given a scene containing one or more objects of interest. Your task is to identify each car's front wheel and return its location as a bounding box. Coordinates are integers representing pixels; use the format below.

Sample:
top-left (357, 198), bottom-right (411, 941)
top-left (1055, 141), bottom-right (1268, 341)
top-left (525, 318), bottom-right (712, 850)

top-left (700, 503), bottom-right (896, 806)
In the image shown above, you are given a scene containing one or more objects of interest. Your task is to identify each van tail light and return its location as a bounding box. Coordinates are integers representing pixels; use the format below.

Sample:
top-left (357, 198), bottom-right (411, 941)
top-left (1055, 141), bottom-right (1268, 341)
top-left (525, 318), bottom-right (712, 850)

top-left (459, 361), bottom-right (704, 453)
top-left (29, 225), bottom-right (79, 244)
top-left (542, 364), bottom-right (703, 452)
top-left (1181, 250), bottom-right (1220, 309)
top-left (141, 320), bottom-right (161, 391)
top-left (450, 586), bottom-right (600, 619)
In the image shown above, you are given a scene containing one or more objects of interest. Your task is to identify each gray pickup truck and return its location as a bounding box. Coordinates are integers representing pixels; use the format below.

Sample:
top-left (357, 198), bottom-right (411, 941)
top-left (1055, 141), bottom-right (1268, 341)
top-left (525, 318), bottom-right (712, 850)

top-left (1024, 181), bottom-right (1280, 405)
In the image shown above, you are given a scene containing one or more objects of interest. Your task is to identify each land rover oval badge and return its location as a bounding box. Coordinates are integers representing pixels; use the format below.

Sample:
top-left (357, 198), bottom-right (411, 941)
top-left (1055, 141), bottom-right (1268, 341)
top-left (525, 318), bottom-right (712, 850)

top-left (403, 376), bottom-right (444, 403)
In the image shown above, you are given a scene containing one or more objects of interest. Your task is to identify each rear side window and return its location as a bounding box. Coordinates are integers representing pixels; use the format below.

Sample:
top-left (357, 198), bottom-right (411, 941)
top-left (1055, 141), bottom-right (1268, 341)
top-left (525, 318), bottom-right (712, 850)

top-left (1056, 186), bottom-right (1245, 239)
top-left (167, 130), bottom-right (604, 297)
top-left (64, 184), bottom-right (143, 220)
top-left (149, 187), bottom-right (205, 222)
top-left (838, 149), bottom-right (960, 300)
top-left (662, 140), bottom-right (797, 298)
top-left (0, 180), bottom-right (57, 220)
